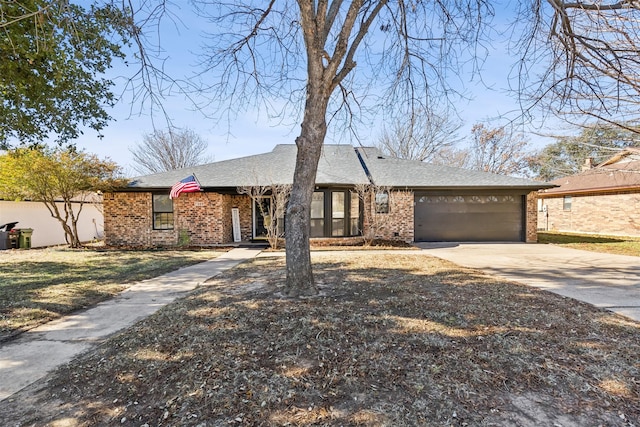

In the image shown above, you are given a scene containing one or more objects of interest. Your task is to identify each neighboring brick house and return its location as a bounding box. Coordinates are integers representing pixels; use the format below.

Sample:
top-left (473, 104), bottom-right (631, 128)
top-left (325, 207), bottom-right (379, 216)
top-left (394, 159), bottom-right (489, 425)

top-left (538, 148), bottom-right (640, 237)
top-left (105, 144), bottom-right (551, 247)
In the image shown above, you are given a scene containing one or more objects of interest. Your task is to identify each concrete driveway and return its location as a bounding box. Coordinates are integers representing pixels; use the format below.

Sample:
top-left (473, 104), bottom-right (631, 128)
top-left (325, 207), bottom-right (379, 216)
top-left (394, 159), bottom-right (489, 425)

top-left (417, 242), bottom-right (640, 322)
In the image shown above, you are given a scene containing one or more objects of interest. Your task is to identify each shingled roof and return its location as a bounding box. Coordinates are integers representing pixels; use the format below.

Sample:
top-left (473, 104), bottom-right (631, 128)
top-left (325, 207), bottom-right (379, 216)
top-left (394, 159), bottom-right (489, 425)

top-left (540, 148), bottom-right (640, 196)
top-left (125, 144), bottom-right (550, 191)
top-left (127, 144), bottom-right (370, 189)
top-left (354, 147), bottom-right (548, 189)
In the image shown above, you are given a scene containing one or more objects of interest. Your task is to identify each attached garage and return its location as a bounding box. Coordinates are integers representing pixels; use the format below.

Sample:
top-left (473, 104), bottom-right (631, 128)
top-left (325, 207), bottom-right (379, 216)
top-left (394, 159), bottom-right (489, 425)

top-left (414, 191), bottom-right (526, 242)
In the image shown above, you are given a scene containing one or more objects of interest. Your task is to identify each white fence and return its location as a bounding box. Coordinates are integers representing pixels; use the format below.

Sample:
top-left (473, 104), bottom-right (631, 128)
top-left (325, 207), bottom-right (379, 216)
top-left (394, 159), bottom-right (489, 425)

top-left (0, 200), bottom-right (104, 248)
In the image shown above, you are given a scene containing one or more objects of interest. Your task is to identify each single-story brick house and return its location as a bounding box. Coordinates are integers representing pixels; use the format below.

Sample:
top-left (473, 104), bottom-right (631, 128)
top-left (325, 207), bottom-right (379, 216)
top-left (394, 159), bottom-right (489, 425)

top-left (105, 144), bottom-right (552, 246)
top-left (537, 148), bottom-right (640, 237)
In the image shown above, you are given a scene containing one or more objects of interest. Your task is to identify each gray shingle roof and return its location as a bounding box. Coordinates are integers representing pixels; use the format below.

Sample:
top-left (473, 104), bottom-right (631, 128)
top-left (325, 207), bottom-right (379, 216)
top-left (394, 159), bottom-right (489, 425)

top-left (125, 144), bottom-right (550, 190)
top-left (355, 147), bottom-right (550, 189)
top-left (127, 144), bottom-right (369, 189)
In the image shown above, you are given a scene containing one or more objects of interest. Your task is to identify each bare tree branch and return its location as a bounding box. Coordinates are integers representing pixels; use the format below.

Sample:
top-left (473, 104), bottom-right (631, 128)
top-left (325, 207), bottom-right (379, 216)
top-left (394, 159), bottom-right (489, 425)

top-left (515, 0), bottom-right (640, 134)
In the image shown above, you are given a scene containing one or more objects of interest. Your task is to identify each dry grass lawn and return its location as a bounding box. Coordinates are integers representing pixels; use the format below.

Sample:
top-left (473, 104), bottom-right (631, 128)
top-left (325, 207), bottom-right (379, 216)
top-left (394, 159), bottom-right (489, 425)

top-left (539, 231), bottom-right (640, 257)
top-left (0, 247), bottom-right (225, 342)
top-left (1, 252), bottom-right (638, 426)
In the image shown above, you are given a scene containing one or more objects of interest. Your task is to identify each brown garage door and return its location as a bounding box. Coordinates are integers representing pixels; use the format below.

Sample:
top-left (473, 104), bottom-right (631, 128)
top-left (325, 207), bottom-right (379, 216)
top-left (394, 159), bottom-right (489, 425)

top-left (414, 193), bottom-right (524, 242)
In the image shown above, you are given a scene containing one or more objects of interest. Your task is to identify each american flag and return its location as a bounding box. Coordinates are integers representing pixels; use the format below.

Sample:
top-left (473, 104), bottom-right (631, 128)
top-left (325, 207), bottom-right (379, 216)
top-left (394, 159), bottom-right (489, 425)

top-left (170, 175), bottom-right (201, 199)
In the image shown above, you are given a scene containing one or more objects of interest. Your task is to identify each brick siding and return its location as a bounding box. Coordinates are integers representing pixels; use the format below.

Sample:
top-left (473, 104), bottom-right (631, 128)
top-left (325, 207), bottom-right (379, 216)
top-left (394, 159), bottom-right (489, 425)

top-left (526, 192), bottom-right (538, 243)
top-left (538, 191), bottom-right (640, 237)
top-left (381, 190), bottom-right (414, 242)
top-left (105, 189), bottom-right (536, 247)
top-left (361, 190), bottom-right (414, 242)
top-left (104, 192), bottom-right (253, 247)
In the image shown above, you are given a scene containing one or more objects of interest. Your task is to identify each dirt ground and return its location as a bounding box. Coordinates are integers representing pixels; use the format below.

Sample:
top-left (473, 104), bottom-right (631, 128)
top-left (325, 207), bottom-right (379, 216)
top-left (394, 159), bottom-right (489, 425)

top-left (1, 252), bottom-right (638, 426)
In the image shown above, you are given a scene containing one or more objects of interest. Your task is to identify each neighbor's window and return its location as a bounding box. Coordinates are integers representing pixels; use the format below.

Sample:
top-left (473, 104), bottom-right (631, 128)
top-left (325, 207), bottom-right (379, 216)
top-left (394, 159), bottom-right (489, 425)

top-left (153, 194), bottom-right (174, 230)
top-left (375, 191), bottom-right (389, 214)
top-left (537, 198), bottom-right (544, 212)
top-left (563, 196), bottom-right (572, 211)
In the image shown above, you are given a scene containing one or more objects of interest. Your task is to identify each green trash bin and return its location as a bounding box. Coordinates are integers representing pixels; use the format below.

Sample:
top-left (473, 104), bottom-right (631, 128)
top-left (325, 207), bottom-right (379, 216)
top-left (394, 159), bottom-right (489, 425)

top-left (18, 228), bottom-right (33, 249)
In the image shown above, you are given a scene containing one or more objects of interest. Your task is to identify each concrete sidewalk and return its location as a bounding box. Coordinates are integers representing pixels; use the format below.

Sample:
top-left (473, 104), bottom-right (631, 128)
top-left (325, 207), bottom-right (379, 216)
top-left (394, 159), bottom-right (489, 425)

top-left (0, 247), bottom-right (261, 402)
top-left (418, 242), bottom-right (640, 322)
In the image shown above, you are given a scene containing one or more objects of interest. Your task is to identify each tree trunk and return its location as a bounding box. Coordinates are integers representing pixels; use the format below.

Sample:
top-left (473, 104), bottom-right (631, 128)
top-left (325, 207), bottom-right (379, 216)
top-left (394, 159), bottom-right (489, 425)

top-left (284, 96), bottom-right (328, 297)
top-left (45, 199), bottom-right (82, 248)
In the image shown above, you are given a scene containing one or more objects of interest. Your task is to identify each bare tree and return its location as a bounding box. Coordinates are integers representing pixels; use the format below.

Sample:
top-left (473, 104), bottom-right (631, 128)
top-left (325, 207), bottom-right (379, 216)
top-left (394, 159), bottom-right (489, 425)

top-left (431, 145), bottom-right (471, 169)
top-left (182, 1), bottom-right (493, 296)
top-left (129, 128), bottom-right (212, 174)
top-left (431, 123), bottom-right (533, 176)
top-left (516, 1), bottom-right (640, 134)
top-left (464, 123), bottom-right (533, 176)
top-left (377, 107), bottom-right (463, 162)
top-left (237, 184), bottom-right (291, 250)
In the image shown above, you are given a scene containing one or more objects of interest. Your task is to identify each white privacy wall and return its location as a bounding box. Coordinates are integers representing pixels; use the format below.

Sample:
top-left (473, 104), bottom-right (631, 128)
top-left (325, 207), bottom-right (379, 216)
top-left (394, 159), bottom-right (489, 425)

top-left (0, 201), bottom-right (104, 247)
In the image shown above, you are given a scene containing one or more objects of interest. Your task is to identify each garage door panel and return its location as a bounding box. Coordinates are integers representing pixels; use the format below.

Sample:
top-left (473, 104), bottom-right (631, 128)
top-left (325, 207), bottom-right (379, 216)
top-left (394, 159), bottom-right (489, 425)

top-left (415, 193), bottom-right (524, 242)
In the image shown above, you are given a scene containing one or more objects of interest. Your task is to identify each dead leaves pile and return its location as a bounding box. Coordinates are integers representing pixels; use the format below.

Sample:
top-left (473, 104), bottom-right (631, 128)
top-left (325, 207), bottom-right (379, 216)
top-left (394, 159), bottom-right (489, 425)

top-left (1, 253), bottom-right (639, 426)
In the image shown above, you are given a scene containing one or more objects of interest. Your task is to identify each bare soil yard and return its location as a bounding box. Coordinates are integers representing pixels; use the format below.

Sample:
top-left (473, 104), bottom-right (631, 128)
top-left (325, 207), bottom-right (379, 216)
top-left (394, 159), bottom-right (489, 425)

top-left (1, 252), bottom-right (638, 426)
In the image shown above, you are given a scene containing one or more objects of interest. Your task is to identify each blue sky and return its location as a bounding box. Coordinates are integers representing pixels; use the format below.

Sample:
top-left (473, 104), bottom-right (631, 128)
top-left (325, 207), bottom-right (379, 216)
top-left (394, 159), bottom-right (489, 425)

top-left (73, 2), bottom-right (558, 175)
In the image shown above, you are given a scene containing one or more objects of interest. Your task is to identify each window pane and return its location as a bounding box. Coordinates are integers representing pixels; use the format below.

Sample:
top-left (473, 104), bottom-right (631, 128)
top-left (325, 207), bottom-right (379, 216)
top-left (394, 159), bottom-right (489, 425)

top-left (153, 194), bottom-right (174, 230)
top-left (311, 192), bottom-right (324, 219)
top-left (332, 192), bottom-right (345, 218)
top-left (375, 192), bottom-right (389, 214)
top-left (153, 194), bottom-right (173, 213)
top-left (331, 219), bottom-right (344, 236)
top-left (310, 219), bottom-right (324, 237)
top-left (331, 192), bottom-right (345, 236)
top-left (154, 212), bottom-right (174, 230)
top-left (350, 192), bottom-right (360, 236)
top-left (563, 196), bottom-right (572, 211)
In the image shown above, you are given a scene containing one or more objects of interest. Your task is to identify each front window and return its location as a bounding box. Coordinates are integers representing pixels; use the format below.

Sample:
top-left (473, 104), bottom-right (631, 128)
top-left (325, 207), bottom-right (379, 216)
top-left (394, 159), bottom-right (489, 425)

top-left (308, 189), bottom-right (363, 238)
top-left (331, 191), bottom-right (346, 236)
top-left (563, 196), bottom-right (572, 211)
top-left (375, 191), bottom-right (389, 214)
top-left (153, 194), bottom-right (174, 230)
top-left (310, 192), bottom-right (325, 237)
top-left (350, 191), bottom-right (360, 236)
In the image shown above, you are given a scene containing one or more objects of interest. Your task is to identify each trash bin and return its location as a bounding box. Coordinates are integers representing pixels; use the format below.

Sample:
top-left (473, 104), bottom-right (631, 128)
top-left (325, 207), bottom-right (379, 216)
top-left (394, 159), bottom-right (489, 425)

top-left (9, 230), bottom-right (19, 249)
top-left (18, 228), bottom-right (33, 249)
top-left (0, 231), bottom-right (9, 250)
top-left (0, 222), bottom-right (19, 250)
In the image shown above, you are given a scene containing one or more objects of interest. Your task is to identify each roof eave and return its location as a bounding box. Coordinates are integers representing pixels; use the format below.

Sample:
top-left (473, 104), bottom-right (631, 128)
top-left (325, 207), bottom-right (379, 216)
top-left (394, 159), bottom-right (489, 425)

top-left (539, 184), bottom-right (640, 197)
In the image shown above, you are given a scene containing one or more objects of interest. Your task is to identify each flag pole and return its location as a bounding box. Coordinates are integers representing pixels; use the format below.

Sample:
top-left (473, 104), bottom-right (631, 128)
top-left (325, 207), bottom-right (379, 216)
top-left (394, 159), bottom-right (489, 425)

top-left (192, 172), bottom-right (204, 191)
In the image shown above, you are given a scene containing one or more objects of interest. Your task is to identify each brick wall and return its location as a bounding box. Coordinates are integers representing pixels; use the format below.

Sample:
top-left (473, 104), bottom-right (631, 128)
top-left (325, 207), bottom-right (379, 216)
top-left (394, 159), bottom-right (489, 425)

top-left (104, 192), bottom-right (253, 247)
top-left (220, 195), bottom-right (253, 242)
top-left (538, 191), bottom-right (640, 237)
top-left (362, 190), bottom-right (414, 242)
top-left (525, 192), bottom-right (538, 243)
top-left (105, 188), bottom-right (537, 246)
